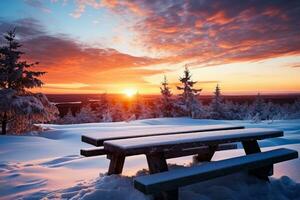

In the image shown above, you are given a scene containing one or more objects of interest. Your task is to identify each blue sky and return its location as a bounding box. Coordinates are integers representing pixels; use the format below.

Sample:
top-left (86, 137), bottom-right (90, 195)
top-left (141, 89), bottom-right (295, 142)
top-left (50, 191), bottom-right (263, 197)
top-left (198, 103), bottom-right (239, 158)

top-left (0, 0), bottom-right (299, 94)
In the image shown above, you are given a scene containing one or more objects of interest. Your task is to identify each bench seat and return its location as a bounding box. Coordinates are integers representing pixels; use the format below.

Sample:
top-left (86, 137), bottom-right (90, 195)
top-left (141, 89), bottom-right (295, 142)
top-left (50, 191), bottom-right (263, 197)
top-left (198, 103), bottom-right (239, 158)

top-left (134, 148), bottom-right (298, 195)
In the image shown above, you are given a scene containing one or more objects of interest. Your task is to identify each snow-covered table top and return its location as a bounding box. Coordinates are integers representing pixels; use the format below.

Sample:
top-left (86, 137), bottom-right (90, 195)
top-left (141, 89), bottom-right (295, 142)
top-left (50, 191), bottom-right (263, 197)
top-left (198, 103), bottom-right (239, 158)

top-left (104, 128), bottom-right (283, 155)
top-left (82, 124), bottom-right (244, 146)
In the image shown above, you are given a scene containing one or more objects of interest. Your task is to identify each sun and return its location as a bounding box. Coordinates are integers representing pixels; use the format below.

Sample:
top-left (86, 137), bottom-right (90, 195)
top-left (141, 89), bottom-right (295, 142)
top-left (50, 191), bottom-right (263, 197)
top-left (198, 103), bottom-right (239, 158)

top-left (123, 88), bottom-right (137, 98)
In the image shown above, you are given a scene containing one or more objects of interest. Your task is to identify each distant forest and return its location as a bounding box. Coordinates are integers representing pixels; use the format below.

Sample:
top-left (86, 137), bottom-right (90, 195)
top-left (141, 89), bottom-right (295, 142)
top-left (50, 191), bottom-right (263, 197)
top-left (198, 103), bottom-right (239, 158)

top-left (52, 68), bottom-right (300, 124)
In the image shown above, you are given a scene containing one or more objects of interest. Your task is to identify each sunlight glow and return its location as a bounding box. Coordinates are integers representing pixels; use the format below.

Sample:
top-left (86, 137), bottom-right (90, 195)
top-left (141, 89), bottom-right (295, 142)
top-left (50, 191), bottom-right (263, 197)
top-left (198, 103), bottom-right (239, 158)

top-left (123, 88), bottom-right (137, 97)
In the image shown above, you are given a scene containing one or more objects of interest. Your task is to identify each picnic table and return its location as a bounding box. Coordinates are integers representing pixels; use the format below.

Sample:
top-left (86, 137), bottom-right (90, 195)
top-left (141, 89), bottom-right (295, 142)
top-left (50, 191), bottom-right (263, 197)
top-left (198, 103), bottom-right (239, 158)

top-left (80, 124), bottom-right (298, 200)
top-left (81, 124), bottom-right (244, 173)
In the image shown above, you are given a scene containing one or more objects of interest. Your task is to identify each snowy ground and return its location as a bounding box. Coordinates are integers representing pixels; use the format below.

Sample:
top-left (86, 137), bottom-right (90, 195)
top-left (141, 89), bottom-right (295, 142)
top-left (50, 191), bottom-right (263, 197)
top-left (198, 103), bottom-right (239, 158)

top-left (0, 118), bottom-right (300, 200)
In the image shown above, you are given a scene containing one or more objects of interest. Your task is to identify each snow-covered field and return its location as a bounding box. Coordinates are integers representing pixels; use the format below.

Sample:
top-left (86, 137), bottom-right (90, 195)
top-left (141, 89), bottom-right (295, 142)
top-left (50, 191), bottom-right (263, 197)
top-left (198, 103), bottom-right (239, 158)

top-left (0, 118), bottom-right (300, 200)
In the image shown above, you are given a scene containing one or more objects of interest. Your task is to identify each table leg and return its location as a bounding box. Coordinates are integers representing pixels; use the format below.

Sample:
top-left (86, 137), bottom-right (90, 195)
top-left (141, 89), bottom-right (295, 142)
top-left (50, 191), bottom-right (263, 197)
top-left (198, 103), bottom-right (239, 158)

top-left (108, 153), bottom-right (125, 175)
top-left (193, 145), bottom-right (217, 163)
top-left (146, 152), bottom-right (168, 174)
top-left (242, 140), bottom-right (272, 181)
top-left (146, 152), bottom-right (177, 200)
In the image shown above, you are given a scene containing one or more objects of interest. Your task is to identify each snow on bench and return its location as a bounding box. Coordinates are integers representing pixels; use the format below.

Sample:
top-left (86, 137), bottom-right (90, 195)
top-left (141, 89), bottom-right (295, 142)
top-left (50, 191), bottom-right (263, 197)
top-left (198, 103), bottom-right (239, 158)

top-left (104, 128), bottom-right (283, 155)
top-left (134, 148), bottom-right (298, 197)
top-left (81, 124), bottom-right (244, 147)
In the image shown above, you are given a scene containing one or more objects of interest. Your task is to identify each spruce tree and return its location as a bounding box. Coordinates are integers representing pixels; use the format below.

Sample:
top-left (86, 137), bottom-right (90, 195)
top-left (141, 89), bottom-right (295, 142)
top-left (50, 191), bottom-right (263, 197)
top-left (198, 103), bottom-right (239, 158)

top-left (0, 29), bottom-right (45, 92)
top-left (177, 66), bottom-right (202, 118)
top-left (210, 84), bottom-right (225, 119)
top-left (95, 93), bottom-right (110, 121)
top-left (252, 93), bottom-right (265, 122)
top-left (0, 29), bottom-right (56, 134)
top-left (160, 75), bottom-right (173, 117)
top-left (131, 92), bottom-right (144, 119)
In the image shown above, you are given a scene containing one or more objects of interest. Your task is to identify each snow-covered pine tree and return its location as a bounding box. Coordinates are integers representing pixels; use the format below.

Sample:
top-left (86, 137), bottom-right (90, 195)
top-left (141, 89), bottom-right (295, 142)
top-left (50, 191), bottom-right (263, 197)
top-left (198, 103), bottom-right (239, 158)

top-left (75, 104), bottom-right (97, 123)
top-left (110, 102), bottom-right (125, 122)
top-left (210, 84), bottom-right (225, 119)
top-left (176, 66), bottom-right (202, 118)
top-left (160, 76), bottom-right (174, 117)
top-left (0, 29), bottom-right (58, 134)
top-left (251, 93), bottom-right (265, 122)
top-left (59, 109), bottom-right (76, 124)
top-left (130, 92), bottom-right (145, 120)
top-left (93, 93), bottom-right (111, 122)
top-left (289, 98), bottom-right (300, 119)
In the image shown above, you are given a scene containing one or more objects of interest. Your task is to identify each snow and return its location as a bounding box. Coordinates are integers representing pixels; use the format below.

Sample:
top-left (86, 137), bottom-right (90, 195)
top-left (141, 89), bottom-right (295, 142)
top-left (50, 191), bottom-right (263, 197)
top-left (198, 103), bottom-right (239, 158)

top-left (84, 124), bottom-right (243, 142)
top-left (0, 118), bottom-right (300, 199)
top-left (104, 128), bottom-right (281, 151)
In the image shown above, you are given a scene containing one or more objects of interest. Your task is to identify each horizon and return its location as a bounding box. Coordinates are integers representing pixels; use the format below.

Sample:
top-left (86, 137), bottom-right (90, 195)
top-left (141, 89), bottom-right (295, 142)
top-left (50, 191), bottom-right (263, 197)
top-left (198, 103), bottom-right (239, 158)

top-left (1, 1), bottom-right (300, 94)
top-left (44, 92), bottom-right (300, 96)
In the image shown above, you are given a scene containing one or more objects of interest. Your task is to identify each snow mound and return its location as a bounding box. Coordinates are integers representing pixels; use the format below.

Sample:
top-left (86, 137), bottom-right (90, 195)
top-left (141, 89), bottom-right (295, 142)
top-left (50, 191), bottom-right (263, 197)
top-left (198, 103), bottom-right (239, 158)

top-left (22, 170), bottom-right (300, 200)
top-left (1, 118), bottom-right (300, 199)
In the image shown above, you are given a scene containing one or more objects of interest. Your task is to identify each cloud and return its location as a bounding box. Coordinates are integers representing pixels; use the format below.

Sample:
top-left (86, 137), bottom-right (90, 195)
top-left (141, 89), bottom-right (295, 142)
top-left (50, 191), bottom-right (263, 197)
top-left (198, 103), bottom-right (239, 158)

top-left (69, 0), bottom-right (103, 18)
top-left (69, 0), bottom-right (148, 18)
top-left (97, 0), bottom-right (300, 66)
top-left (0, 18), bottom-right (165, 91)
top-left (24, 0), bottom-right (51, 13)
top-left (287, 64), bottom-right (300, 68)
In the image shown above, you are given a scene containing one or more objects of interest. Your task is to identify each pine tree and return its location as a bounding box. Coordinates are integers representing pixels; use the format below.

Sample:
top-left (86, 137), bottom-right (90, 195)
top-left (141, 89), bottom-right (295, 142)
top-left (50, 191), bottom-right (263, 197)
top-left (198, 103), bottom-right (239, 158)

top-left (160, 76), bottom-right (174, 117)
top-left (59, 109), bottom-right (76, 124)
top-left (176, 66), bottom-right (202, 118)
top-left (110, 102), bottom-right (125, 122)
top-left (251, 93), bottom-right (265, 122)
top-left (94, 93), bottom-right (110, 122)
top-left (210, 84), bottom-right (225, 119)
top-left (131, 92), bottom-right (144, 120)
top-left (0, 29), bottom-right (57, 134)
top-left (75, 104), bottom-right (97, 123)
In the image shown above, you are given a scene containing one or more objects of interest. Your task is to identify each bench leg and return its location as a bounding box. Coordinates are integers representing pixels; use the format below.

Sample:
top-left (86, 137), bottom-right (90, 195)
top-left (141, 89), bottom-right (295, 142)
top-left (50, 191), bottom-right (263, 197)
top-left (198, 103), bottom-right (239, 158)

top-left (146, 152), bottom-right (168, 174)
top-left (146, 152), bottom-right (178, 200)
top-left (193, 145), bottom-right (217, 163)
top-left (107, 154), bottom-right (125, 175)
top-left (242, 140), bottom-right (272, 181)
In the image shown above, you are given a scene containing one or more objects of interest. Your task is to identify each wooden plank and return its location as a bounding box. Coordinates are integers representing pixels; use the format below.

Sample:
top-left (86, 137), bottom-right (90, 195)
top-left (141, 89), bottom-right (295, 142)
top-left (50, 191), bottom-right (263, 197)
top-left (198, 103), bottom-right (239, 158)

top-left (80, 143), bottom-right (236, 158)
top-left (107, 154), bottom-right (125, 175)
top-left (164, 143), bottom-right (236, 159)
top-left (242, 140), bottom-right (272, 181)
top-left (82, 124), bottom-right (244, 146)
top-left (134, 148), bottom-right (298, 195)
top-left (80, 147), bottom-right (107, 157)
top-left (104, 128), bottom-right (283, 156)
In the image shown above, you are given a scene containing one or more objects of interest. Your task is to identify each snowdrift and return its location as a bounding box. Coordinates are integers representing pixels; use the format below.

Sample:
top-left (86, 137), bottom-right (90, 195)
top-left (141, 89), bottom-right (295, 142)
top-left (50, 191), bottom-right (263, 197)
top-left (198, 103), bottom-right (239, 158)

top-left (0, 118), bottom-right (300, 199)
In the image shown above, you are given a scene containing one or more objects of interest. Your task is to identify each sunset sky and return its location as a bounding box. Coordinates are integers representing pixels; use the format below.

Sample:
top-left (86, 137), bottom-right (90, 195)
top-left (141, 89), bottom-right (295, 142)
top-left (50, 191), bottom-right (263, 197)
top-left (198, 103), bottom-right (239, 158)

top-left (0, 0), bottom-right (299, 95)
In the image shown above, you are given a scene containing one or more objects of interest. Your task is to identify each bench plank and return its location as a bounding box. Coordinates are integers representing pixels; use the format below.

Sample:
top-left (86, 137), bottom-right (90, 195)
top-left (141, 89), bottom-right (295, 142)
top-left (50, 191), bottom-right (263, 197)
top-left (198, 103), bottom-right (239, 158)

top-left (134, 148), bottom-right (298, 195)
top-left (80, 143), bottom-right (237, 158)
top-left (164, 143), bottom-right (236, 159)
top-left (80, 147), bottom-right (107, 157)
top-left (104, 128), bottom-right (283, 155)
top-left (82, 124), bottom-right (244, 146)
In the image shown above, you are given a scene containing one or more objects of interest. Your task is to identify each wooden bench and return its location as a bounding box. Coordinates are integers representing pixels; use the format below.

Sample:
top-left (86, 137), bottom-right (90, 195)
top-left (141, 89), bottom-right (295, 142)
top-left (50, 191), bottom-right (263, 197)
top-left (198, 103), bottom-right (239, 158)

top-left (134, 148), bottom-right (298, 200)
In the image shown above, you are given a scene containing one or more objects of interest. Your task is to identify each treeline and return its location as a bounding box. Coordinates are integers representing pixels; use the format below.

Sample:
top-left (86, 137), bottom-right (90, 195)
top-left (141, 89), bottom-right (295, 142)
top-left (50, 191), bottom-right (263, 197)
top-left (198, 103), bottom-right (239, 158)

top-left (56, 67), bottom-right (300, 124)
